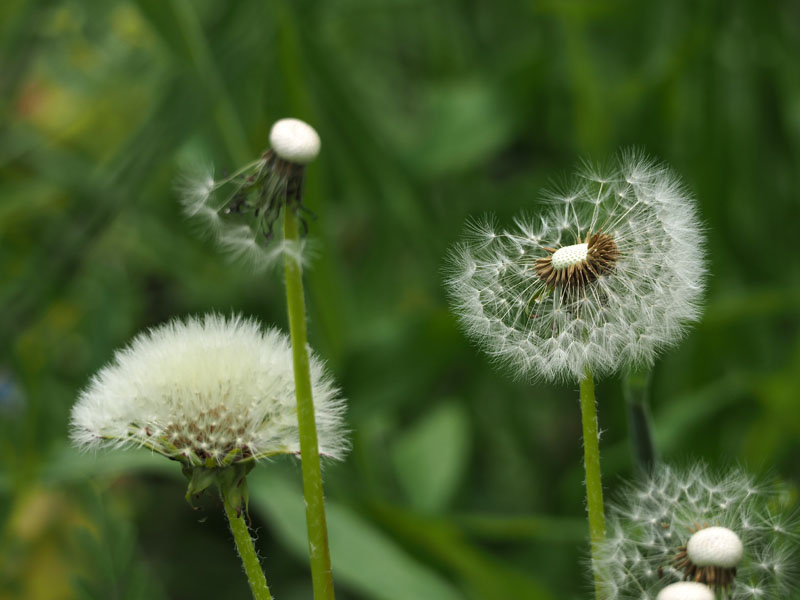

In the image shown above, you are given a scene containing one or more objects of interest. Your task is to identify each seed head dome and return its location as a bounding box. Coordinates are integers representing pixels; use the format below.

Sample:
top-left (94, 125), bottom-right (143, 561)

top-left (445, 151), bottom-right (705, 382)
top-left (269, 118), bottom-right (321, 165)
top-left (656, 582), bottom-right (714, 600)
top-left (70, 314), bottom-right (348, 466)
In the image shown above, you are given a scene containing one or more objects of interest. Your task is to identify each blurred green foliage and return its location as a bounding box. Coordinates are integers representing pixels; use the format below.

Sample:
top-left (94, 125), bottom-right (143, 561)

top-left (1, 0), bottom-right (800, 598)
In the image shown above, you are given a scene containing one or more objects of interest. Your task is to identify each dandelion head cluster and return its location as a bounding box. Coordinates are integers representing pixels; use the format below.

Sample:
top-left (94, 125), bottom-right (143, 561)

top-left (445, 151), bottom-right (705, 382)
top-left (70, 314), bottom-right (348, 468)
top-left (177, 118), bottom-right (321, 270)
top-left (594, 464), bottom-right (800, 599)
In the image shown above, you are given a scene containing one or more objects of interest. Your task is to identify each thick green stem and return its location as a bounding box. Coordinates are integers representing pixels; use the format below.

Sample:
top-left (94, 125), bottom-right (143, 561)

top-left (580, 370), bottom-right (606, 599)
top-left (221, 485), bottom-right (273, 600)
top-left (283, 208), bottom-right (335, 600)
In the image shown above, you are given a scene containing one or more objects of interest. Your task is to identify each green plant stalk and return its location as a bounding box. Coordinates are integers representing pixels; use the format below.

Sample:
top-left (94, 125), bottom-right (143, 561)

top-left (283, 207), bottom-right (336, 600)
top-left (220, 483), bottom-right (273, 600)
top-left (580, 370), bottom-right (606, 599)
top-left (623, 368), bottom-right (657, 475)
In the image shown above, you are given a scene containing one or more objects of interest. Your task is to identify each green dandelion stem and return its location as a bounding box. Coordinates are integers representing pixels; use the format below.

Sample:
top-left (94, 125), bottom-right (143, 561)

top-left (623, 368), bottom-right (657, 475)
top-left (283, 207), bottom-right (336, 600)
top-left (580, 369), bottom-right (606, 599)
top-left (220, 481), bottom-right (273, 600)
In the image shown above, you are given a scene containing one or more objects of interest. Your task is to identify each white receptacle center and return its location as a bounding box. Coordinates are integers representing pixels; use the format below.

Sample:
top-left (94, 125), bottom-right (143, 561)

top-left (686, 526), bottom-right (743, 568)
top-left (551, 243), bottom-right (588, 271)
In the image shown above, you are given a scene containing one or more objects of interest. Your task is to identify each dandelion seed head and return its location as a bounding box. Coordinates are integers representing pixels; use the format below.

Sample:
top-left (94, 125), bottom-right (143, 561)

top-left (70, 314), bottom-right (348, 466)
top-left (445, 150), bottom-right (705, 382)
top-left (177, 119), bottom-right (320, 272)
top-left (594, 464), bottom-right (800, 599)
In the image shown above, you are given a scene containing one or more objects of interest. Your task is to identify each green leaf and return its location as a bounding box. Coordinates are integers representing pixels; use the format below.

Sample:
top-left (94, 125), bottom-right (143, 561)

top-left (248, 469), bottom-right (463, 600)
top-left (391, 400), bottom-right (471, 512)
top-left (410, 81), bottom-right (514, 176)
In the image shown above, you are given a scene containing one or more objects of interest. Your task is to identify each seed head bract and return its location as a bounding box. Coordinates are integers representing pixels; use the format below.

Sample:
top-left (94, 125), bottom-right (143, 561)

top-left (445, 150), bottom-right (705, 382)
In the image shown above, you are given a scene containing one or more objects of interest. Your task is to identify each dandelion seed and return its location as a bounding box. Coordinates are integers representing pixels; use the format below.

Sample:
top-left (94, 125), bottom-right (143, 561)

top-left (594, 464), bottom-right (800, 599)
top-left (445, 150), bottom-right (705, 382)
top-left (177, 118), bottom-right (321, 271)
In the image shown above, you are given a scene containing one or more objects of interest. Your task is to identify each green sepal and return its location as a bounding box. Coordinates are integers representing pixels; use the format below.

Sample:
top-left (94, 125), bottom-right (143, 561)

top-left (221, 447), bottom-right (243, 467)
top-left (218, 463), bottom-right (255, 519)
top-left (184, 467), bottom-right (217, 507)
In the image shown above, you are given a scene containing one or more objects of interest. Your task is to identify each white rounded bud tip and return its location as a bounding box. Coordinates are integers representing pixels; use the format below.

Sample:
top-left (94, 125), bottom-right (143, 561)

top-left (656, 582), bottom-right (715, 600)
top-left (686, 526), bottom-right (743, 568)
top-left (269, 118), bottom-right (320, 165)
top-left (551, 243), bottom-right (588, 271)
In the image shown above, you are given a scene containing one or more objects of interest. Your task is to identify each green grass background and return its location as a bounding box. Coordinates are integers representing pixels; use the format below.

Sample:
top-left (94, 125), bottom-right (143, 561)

top-left (1, 0), bottom-right (799, 598)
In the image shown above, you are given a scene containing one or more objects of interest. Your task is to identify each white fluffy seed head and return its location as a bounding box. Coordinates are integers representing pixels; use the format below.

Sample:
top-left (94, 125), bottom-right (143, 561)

top-left (593, 464), bottom-right (800, 600)
top-left (656, 582), bottom-right (714, 600)
top-left (687, 526), bottom-right (743, 568)
top-left (445, 150), bottom-right (706, 382)
top-left (70, 314), bottom-right (348, 466)
top-left (551, 243), bottom-right (588, 270)
top-left (177, 140), bottom-right (316, 272)
top-left (269, 118), bottom-right (321, 165)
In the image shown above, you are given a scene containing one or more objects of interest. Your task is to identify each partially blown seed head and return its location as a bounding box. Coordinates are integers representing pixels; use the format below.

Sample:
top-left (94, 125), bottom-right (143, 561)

top-left (70, 314), bottom-right (348, 467)
top-left (594, 464), bottom-right (800, 599)
top-left (177, 118), bottom-right (320, 271)
top-left (445, 151), bottom-right (705, 382)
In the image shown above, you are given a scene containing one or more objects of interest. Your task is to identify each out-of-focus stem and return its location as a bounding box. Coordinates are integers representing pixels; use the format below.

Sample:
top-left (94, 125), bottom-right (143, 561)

top-left (623, 368), bottom-right (657, 475)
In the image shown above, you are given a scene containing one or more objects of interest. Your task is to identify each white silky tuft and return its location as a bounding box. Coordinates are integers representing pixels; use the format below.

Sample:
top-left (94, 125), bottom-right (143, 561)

top-left (593, 464), bottom-right (800, 600)
top-left (70, 314), bottom-right (348, 465)
top-left (176, 157), bottom-right (313, 273)
top-left (445, 150), bottom-right (706, 382)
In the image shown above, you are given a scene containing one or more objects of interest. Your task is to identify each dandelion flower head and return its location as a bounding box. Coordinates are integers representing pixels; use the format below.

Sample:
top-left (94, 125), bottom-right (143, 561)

top-left (177, 118), bottom-right (321, 270)
top-left (594, 464), bottom-right (800, 599)
top-left (70, 314), bottom-right (347, 467)
top-left (445, 151), bottom-right (705, 381)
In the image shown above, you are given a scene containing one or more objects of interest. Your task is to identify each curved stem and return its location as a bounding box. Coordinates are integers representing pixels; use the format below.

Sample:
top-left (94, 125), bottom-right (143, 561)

top-left (221, 486), bottom-right (273, 600)
top-left (580, 370), bottom-right (606, 599)
top-left (283, 207), bottom-right (335, 600)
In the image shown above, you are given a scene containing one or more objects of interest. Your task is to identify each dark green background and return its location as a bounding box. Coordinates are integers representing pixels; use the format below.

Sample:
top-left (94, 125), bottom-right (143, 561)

top-left (1, 0), bottom-right (799, 598)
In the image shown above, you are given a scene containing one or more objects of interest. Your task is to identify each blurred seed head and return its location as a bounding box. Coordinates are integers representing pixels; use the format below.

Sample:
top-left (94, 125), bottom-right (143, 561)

top-left (177, 118), bottom-right (320, 271)
top-left (594, 464), bottom-right (800, 599)
top-left (269, 118), bottom-right (321, 165)
top-left (445, 150), bottom-right (706, 382)
top-left (656, 582), bottom-right (714, 600)
top-left (70, 314), bottom-right (348, 467)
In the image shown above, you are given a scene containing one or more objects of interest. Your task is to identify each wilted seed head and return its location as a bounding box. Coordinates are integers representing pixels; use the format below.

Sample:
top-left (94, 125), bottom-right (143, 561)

top-left (656, 582), bottom-right (714, 600)
top-left (177, 118), bottom-right (321, 270)
top-left (70, 314), bottom-right (348, 468)
top-left (445, 150), bottom-right (705, 382)
top-left (594, 464), bottom-right (800, 599)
